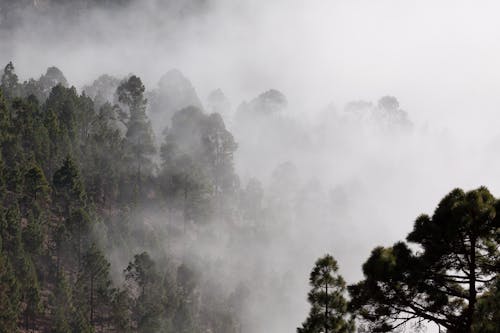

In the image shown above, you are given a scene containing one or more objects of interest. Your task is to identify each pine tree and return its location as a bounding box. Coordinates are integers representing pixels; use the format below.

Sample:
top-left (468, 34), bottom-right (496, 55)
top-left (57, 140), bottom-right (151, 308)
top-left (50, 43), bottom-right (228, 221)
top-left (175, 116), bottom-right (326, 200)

top-left (298, 254), bottom-right (354, 333)
top-left (110, 289), bottom-right (132, 332)
top-left (1, 204), bottom-right (23, 256)
top-left (116, 76), bottom-right (156, 198)
top-left (22, 212), bottom-right (44, 255)
top-left (349, 187), bottom-right (500, 332)
top-left (67, 208), bottom-right (93, 268)
top-left (53, 156), bottom-right (86, 214)
top-left (76, 244), bottom-right (112, 328)
top-left (24, 163), bottom-right (51, 203)
top-left (22, 258), bottom-right (42, 332)
top-left (0, 250), bottom-right (21, 333)
top-left (50, 272), bottom-right (73, 333)
top-left (124, 252), bottom-right (163, 333)
top-left (1, 62), bottom-right (20, 99)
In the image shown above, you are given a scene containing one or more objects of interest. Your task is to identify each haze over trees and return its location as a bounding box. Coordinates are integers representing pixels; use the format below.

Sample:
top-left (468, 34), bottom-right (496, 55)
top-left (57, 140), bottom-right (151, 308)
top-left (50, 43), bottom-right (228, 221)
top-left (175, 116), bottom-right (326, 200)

top-left (1, 56), bottom-right (497, 333)
top-left (0, 61), bottom-right (243, 332)
top-left (1, 1), bottom-right (500, 329)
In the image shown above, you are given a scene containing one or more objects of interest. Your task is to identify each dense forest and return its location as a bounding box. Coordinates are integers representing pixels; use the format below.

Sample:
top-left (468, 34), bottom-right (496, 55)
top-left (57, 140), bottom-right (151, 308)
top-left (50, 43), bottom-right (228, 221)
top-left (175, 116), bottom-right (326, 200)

top-left (0, 58), bottom-right (498, 333)
top-left (0, 2), bottom-right (499, 333)
top-left (0, 61), bottom-right (243, 332)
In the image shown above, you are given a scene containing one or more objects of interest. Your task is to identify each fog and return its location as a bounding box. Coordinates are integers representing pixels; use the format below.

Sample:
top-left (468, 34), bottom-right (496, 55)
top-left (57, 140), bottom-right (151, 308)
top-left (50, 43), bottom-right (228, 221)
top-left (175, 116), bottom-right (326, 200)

top-left (2, 0), bottom-right (500, 332)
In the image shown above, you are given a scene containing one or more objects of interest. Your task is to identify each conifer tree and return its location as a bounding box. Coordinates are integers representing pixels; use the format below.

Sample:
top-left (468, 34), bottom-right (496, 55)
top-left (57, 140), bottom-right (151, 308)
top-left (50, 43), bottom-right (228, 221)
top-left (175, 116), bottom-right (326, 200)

top-left (124, 252), bottom-right (163, 333)
top-left (24, 163), bottom-right (51, 203)
top-left (0, 250), bottom-right (21, 332)
top-left (116, 76), bottom-right (156, 197)
top-left (298, 254), bottom-right (354, 333)
top-left (77, 245), bottom-right (112, 327)
top-left (1, 62), bottom-right (20, 99)
top-left (50, 272), bottom-right (73, 333)
top-left (68, 208), bottom-right (93, 268)
top-left (349, 187), bottom-right (500, 332)
top-left (53, 156), bottom-right (86, 214)
top-left (22, 258), bottom-right (41, 332)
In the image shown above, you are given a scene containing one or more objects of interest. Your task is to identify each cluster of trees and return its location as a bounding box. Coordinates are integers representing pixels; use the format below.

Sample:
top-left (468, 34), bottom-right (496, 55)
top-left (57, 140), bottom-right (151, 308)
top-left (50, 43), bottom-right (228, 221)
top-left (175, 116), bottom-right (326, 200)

top-left (1, 59), bottom-right (498, 333)
top-left (299, 186), bottom-right (499, 333)
top-left (0, 62), bottom-right (241, 332)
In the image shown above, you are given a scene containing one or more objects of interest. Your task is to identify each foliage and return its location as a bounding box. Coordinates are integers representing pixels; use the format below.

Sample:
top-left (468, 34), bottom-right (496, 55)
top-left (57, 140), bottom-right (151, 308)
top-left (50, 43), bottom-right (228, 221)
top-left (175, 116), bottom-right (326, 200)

top-left (349, 187), bottom-right (500, 333)
top-left (298, 254), bottom-right (354, 333)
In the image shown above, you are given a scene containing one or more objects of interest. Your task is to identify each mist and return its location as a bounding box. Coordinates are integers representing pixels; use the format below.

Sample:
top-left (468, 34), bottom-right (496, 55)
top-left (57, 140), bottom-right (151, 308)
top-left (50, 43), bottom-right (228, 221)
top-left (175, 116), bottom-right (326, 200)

top-left (1, 0), bottom-right (500, 332)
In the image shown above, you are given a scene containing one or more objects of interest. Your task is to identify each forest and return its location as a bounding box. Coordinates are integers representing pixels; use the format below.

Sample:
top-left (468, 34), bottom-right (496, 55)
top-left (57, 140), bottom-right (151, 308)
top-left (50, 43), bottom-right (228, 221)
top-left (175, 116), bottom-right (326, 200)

top-left (0, 59), bottom-right (498, 333)
top-left (0, 1), bottom-right (499, 333)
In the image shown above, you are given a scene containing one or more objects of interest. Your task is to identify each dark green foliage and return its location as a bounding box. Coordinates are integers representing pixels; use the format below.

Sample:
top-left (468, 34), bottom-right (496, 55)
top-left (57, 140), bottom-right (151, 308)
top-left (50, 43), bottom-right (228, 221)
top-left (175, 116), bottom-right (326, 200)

top-left (1, 62), bottom-right (20, 99)
top-left (53, 156), bottom-right (86, 212)
top-left (83, 103), bottom-right (124, 204)
top-left (0, 252), bottom-right (21, 333)
top-left (1, 205), bottom-right (23, 255)
top-left (125, 252), bottom-right (164, 333)
top-left (67, 208), bottom-right (93, 266)
top-left (117, 75), bottom-right (156, 198)
top-left (473, 277), bottom-right (500, 333)
top-left (76, 245), bottom-right (112, 327)
top-left (50, 273), bottom-right (73, 333)
top-left (22, 258), bottom-right (42, 331)
top-left (24, 163), bottom-right (51, 203)
top-left (110, 289), bottom-right (132, 332)
top-left (0, 63), bottom-right (240, 333)
top-left (349, 187), bottom-right (500, 333)
top-left (298, 254), bottom-right (354, 333)
top-left (22, 213), bottom-right (44, 255)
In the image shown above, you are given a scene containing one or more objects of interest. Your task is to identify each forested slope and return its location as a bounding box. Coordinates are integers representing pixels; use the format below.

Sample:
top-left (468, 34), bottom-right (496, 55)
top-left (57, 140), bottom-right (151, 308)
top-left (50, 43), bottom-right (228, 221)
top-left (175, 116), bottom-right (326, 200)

top-left (0, 62), bottom-right (241, 333)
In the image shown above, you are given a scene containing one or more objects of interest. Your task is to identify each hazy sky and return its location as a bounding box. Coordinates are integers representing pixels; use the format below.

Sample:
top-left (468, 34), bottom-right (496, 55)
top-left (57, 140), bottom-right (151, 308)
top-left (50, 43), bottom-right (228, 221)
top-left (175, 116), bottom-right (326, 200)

top-left (2, 0), bottom-right (500, 135)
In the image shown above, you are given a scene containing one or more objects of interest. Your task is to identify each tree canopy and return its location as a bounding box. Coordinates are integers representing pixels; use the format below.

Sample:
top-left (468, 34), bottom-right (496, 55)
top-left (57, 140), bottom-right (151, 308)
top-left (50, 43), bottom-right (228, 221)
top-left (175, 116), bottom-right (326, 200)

top-left (349, 187), bottom-right (500, 333)
top-left (298, 254), bottom-right (354, 333)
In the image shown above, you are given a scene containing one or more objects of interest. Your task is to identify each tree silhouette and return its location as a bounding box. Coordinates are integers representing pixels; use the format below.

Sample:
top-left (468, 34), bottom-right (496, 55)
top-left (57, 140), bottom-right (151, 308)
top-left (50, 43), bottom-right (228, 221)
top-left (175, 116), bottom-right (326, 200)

top-left (349, 187), bottom-right (500, 332)
top-left (298, 254), bottom-right (354, 333)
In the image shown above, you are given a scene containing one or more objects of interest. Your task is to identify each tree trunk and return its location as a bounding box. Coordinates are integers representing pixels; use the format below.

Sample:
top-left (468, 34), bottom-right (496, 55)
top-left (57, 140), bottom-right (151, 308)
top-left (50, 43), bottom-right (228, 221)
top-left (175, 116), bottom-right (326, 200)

top-left (466, 235), bottom-right (477, 333)
top-left (325, 282), bottom-right (328, 333)
top-left (90, 274), bottom-right (94, 325)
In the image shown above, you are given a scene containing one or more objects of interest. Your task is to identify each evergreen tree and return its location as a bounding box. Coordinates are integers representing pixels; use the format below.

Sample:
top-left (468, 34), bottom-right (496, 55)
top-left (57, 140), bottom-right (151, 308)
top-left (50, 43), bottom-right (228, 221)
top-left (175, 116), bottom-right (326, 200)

top-left (110, 289), bottom-right (132, 332)
top-left (0, 89), bottom-right (11, 147)
top-left (67, 208), bottom-right (93, 268)
top-left (173, 262), bottom-right (199, 333)
top-left (124, 252), bottom-right (163, 333)
top-left (0, 250), bottom-right (21, 333)
top-left (473, 277), bottom-right (500, 333)
top-left (24, 163), bottom-right (51, 203)
top-left (1, 204), bottom-right (23, 256)
top-left (43, 107), bottom-right (63, 175)
top-left (116, 76), bottom-right (156, 197)
top-left (53, 156), bottom-right (86, 214)
top-left (349, 187), bottom-right (500, 332)
top-left (76, 245), bottom-right (112, 328)
top-left (1, 62), bottom-right (20, 99)
top-left (298, 254), bottom-right (354, 333)
top-left (38, 67), bottom-right (69, 101)
top-left (83, 103), bottom-right (123, 205)
top-left (22, 258), bottom-right (41, 332)
top-left (50, 272), bottom-right (73, 333)
top-left (22, 212), bottom-right (44, 255)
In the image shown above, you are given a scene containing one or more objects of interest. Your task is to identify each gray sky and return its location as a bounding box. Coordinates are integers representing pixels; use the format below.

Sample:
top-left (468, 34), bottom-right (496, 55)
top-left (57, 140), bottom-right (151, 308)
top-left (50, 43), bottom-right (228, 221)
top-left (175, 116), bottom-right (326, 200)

top-left (3, 0), bottom-right (500, 135)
